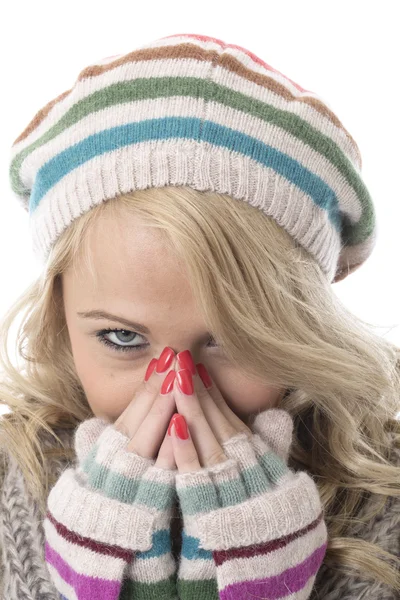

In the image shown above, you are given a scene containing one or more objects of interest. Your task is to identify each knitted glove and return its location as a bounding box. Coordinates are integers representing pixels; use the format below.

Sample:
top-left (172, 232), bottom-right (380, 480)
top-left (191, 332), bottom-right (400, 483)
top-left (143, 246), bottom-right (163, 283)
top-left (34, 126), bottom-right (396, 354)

top-left (175, 408), bottom-right (328, 600)
top-left (43, 417), bottom-right (178, 600)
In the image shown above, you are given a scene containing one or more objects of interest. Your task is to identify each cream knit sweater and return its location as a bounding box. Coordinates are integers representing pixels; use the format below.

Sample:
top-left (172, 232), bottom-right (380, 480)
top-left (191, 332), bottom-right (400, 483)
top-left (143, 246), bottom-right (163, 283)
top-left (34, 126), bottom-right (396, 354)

top-left (0, 424), bottom-right (398, 599)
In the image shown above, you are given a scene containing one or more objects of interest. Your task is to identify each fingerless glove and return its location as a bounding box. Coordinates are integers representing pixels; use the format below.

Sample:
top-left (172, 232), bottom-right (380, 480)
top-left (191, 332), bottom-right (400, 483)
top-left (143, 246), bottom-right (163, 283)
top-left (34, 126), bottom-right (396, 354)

top-left (43, 417), bottom-right (178, 600)
top-left (175, 408), bottom-right (328, 600)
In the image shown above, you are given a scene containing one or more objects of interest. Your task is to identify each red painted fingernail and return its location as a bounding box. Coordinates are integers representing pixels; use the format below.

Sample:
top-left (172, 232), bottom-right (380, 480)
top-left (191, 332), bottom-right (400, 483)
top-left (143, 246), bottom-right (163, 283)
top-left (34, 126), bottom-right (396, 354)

top-left (161, 370), bottom-right (176, 395)
top-left (177, 350), bottom-right (196, 375)
top-left (156, 347), bottom-right (175, 373)
top-left (196, 363), bottom-right (213, 389)
top-left (169, 414), bottom-right (189, 439)
top-left (167, 413), bottom-right (177, 436)
top-left (144, 358), bottom-right (158, 382)
top-left (176, 369), bottom-right (194, 395)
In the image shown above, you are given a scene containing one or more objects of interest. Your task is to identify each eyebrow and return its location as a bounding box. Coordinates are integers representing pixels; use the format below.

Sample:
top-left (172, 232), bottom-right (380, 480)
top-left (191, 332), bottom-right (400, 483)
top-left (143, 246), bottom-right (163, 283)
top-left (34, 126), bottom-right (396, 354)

top-left (77, 310), bottom-right (150, 334)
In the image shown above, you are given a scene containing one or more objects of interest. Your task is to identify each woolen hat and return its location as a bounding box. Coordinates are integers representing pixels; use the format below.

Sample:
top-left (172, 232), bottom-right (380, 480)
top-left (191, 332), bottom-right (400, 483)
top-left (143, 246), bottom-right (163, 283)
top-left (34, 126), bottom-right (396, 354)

top-left (9, 32), bottom-right (377, 283)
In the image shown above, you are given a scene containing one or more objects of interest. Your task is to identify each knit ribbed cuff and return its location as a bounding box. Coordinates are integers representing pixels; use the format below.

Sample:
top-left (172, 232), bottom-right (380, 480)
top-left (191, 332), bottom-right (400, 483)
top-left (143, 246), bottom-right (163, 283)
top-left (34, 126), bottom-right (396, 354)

top-left (195, 471), bottom-right (323, 550)
top-left (76, 419), bottom-right (176, 513)
top-left (175, 423), bottom-right (323, 551)
top-left (46, 417), bottom-right (177, 551)
top-left (47, 469), bottom-right (156, 551)
top-left (176, 430), bottom-right (290, 516)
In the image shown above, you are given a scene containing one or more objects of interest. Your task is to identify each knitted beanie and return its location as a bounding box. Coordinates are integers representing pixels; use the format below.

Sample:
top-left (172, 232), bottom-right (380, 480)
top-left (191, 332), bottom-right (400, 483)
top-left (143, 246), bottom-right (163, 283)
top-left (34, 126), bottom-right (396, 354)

top-left (8, 32), bottom-right (377, 283)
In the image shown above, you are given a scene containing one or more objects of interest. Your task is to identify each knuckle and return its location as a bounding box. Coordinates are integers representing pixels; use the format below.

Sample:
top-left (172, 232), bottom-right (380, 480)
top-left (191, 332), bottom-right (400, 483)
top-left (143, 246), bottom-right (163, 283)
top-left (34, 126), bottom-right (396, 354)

top-left (206, 448), bottom-right (227, 467)
top-left (210, 391), bottom-right (225, 407)
top-left (126, 441), bottom-right (140, 455)
top-left (219, 423), bottom-right (238, 440)
top-left (186, 453), bottom-right (200, 467)
top-left (148, 398), bottom-right (170, 418)
top-left (143, 376), bottom-right (160, 395)
top-left (188, 405), bottom-right (205, 421)
top-left (196, 385), bottom-right (210, 403)
top-left (114, 420), bottom-right (131, 438)
top-left (240, 425), bottom-right (253, 438)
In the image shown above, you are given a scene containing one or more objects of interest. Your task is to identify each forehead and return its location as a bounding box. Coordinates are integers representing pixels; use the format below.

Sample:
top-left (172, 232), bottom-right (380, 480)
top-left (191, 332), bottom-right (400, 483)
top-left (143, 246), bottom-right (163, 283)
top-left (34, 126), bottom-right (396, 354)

top-left (63, 210), bottom-right (195, 312)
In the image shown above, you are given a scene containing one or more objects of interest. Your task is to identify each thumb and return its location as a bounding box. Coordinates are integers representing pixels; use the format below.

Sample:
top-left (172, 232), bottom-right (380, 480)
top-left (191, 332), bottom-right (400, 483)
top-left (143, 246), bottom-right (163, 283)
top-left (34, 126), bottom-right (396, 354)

top-left (74, 417), bottom-right (109, 464)
top-left (251, 409), bottom-right (294, 462)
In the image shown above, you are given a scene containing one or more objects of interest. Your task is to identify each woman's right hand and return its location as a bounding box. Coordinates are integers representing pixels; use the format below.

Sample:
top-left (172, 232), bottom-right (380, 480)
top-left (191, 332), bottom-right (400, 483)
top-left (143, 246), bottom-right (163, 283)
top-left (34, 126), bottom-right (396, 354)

top-left (43, 347), bottom-right (181, 600)
top-left (113, 346), bottom-right (178, 470)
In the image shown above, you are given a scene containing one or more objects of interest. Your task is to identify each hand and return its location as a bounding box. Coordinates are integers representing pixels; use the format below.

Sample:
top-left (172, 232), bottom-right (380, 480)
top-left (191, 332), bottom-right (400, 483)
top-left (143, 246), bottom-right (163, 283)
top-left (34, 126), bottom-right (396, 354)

top-left (167, 352), bottom-right (253, 472)
top-left (48, 347), bottom-right (184, 600)
top-left (167, 354), bottom-right (327, 600)
top-left (112, 346), bottom-right (180, 469)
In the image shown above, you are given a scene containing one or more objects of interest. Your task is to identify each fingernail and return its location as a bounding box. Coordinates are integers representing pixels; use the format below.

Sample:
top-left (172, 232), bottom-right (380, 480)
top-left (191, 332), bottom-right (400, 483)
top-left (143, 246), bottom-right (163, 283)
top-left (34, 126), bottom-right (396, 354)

top-left (196, 363), bottom-right (213, 389)
top-left (144, 358), bottom-right (158, 382)
top-left (156, 347), bottom-right (175, 373)
top-left (177, 350), bottom-right (196, 375)
top-left (176, 369), bottom-right (194, 395)
top-left (168, 414), bottom-right (189, 439)
top-left (167, 413), bottom-right (177, 436)
top-left (161, 370), bottom-right (176, 395)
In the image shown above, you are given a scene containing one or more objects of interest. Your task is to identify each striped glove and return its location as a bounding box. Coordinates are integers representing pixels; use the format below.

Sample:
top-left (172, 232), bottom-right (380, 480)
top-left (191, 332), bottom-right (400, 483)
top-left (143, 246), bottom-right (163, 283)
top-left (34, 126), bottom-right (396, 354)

top-left (175, 408), bottom-right (328, 600)
top-left (43, 417), bottom-right (178, 600)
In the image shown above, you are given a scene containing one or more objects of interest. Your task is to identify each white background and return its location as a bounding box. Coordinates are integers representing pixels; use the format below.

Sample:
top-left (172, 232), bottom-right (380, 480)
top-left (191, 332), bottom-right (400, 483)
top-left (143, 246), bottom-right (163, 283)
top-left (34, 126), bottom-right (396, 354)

top-left (0, 1), bottom-right (399, 416)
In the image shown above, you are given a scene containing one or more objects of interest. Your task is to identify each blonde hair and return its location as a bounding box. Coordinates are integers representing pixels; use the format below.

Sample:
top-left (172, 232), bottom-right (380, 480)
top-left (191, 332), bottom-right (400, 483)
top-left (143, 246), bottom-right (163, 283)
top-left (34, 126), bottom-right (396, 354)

top-left (0, 186), bottom-right (399, 591)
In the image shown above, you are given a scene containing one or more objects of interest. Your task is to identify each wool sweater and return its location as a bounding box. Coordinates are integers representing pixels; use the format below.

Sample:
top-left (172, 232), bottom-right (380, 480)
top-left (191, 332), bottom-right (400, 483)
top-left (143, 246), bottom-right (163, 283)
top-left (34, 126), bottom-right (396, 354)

top-left (0, 417), bottom-right (399, 600)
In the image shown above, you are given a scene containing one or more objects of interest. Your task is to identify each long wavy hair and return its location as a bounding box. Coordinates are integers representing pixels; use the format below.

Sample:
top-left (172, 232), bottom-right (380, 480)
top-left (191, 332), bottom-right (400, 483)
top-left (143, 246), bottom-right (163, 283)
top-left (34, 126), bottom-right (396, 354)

top-left (0, 186), bottom-right (399, 591)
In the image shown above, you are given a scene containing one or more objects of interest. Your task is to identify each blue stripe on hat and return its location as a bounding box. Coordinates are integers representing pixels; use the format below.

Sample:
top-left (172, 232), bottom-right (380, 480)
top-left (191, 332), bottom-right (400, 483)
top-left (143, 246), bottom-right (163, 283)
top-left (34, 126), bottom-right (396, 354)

top-left (29, 117), bottom-right (341, 232)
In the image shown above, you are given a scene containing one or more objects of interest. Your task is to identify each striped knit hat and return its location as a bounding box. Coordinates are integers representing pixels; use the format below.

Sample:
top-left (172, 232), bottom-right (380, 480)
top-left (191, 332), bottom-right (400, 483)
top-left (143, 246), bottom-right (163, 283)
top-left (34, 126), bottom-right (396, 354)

top-left (9, 32), bottom-right (377, 283)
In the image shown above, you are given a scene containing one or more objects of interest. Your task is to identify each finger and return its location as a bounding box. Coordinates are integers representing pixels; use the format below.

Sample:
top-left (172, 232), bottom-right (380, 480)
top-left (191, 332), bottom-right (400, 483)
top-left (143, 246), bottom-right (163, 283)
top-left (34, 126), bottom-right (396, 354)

top-left (113, 346), bottom-right (176, 436)
top-left (176, 352), bottom-right (251, 438)
top-left (168, 413), bottom-right (202, 473)
top-left (126, 362), bottom-right (178, 458)
top-left (175, 353), bottom-right (244, 444)
top-left (155, 426), bottom-right (177, 470)
top-left (173, 369), bottom-right (229, 467)
top-left (179, 362), bottom-right (246, 444)
top-left (195, 363), bottom-right (253, 438)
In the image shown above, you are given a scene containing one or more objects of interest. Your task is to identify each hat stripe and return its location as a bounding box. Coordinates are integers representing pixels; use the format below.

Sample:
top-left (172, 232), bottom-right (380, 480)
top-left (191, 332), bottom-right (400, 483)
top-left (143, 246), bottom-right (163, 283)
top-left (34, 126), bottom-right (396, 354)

top-left (12, 42), bottom-right (350, 145)
top-left (12, 71), bottom-right (358, 195)
top-left (11, 42), bottom-right (361, 161)
top-left (10, 77), bottom-right (371, 247)
top-left (8, 33), bottom-right (376, 280)
top-left (19, 92), bottom-right (361, 228)
top-left (30, 115), bottom-right (343, 227)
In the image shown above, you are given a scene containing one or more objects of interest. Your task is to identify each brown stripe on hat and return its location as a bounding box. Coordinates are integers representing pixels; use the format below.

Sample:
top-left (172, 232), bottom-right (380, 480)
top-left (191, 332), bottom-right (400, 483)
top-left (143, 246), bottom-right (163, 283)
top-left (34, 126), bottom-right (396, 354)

top-left (74, 42), bottom-right (364, 167)
top-left (11, 41), bottom-right (362, 169)
top-left (12, 89), bottom-right (71, 146)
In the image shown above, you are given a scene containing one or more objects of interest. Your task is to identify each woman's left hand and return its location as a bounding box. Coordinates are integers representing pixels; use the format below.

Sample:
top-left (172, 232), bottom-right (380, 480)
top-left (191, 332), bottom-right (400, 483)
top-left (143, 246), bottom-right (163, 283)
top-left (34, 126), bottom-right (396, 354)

top-left (167, 355), bottom-right (253, 473)
top-left (167, 352), bottom-right (327, 600)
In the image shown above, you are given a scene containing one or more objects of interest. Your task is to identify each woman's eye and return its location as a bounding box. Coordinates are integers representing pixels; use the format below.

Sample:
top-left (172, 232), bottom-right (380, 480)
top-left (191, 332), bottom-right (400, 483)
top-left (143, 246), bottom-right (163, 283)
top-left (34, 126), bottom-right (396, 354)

top-left (95, 328), bottom-right (219, 354)
top-left (96, 328), bottom-right (148, 353)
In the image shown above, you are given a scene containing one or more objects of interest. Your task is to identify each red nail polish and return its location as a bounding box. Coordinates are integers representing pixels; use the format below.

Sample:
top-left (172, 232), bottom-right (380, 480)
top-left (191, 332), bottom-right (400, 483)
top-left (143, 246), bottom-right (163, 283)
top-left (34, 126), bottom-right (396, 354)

top-left (177, 350), bottom-right (196, 375)
top-left (196, 363), bottom-right (213, 389)
top-left (156, 347), bottom-right (175, 373)
top-left (144, 358), bottom-right (158, 382)
top-left (170, 414), bottom-right (189, 440)
top-left (161, 370), bottom-right (176, 395)
top-left (167, 413), bottom-right (178, 436)
top-left (176, 369), bottom-right (194, 395)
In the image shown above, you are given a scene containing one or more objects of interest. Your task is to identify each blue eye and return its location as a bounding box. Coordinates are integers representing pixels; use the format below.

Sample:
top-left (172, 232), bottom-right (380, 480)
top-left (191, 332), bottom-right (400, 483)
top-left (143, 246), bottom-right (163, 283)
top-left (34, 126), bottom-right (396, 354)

top-left (95, 328), bottom-right (218, 354)
top-left (96, 328), bottom-right (148, 353)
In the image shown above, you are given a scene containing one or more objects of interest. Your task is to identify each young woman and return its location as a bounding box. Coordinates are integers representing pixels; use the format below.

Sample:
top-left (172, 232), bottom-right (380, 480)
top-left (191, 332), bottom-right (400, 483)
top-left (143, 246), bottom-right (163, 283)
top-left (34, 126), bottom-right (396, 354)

top-left (1, 33), bottom-right (399, 600)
